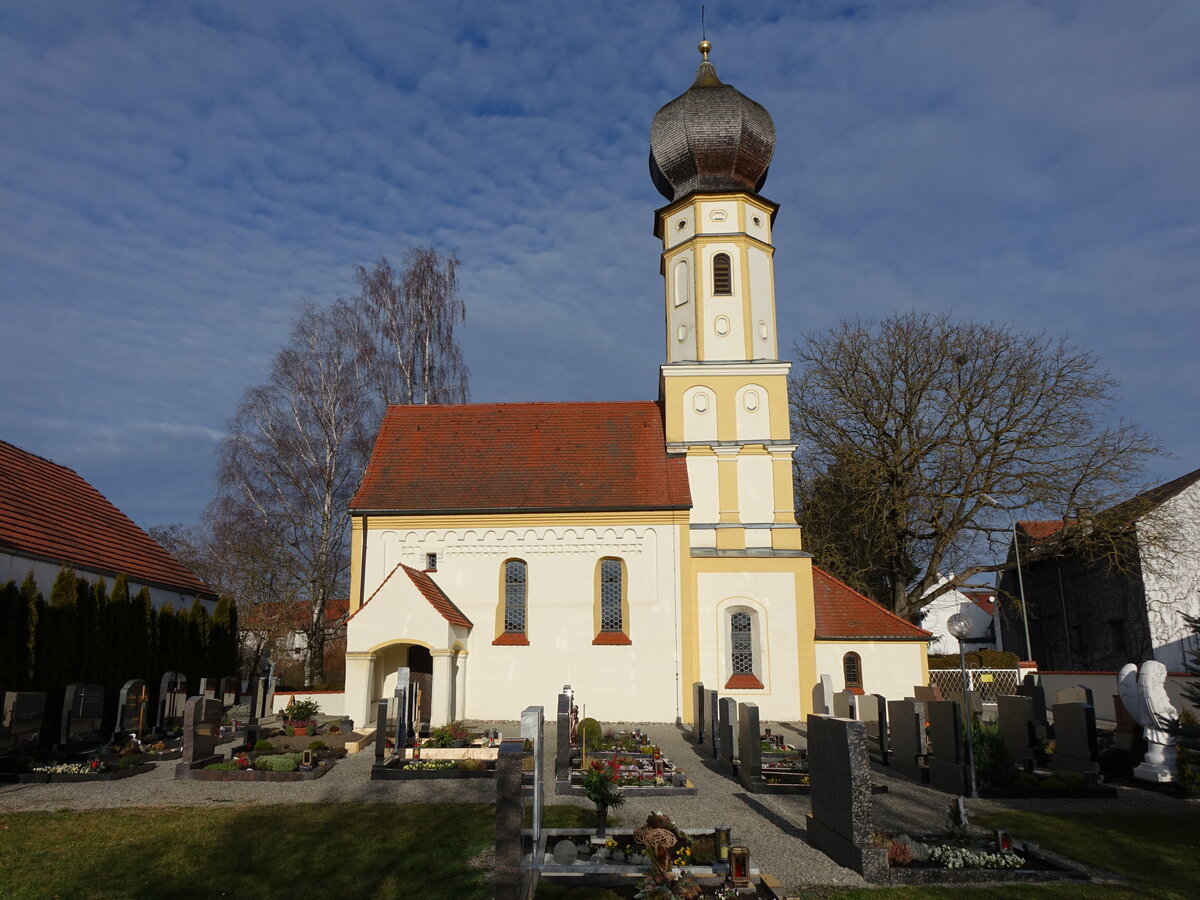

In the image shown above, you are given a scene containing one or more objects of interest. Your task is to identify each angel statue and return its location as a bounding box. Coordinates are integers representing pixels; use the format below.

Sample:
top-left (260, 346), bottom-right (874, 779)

top-left (1118, 660), bottom-right (1178, 782)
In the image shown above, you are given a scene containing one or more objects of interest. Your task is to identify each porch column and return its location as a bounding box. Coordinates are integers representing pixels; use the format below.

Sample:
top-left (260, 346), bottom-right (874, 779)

top-left (453, 650), bottom-right (468, 721)
top-left (344, 652), bottom-right (376, 727)
top-left (431, 649), bottom-right (454, 727)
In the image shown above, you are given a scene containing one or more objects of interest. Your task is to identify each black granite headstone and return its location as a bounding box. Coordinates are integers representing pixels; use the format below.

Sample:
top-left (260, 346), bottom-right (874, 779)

top-left (857, 693), bottom-right (890, 765)
top-left (692, 681), bottom-right (705, 745)
top-left (1050, 702), bottom-right (1100, 775)
top-left (114, 679), bottom-right (149, 738)
top-left (1, 691), bottom-right (46, 758)
top-left (926, 700), bottom-right (968, 795)
top-left (886, 698), bottom-right (926, 782)
top-left (60, 683), bottom-right (106, 751)
top-left (175, 696), bottom-right (223, 779)
top-left (997, 694), bottom-right (1037, 769)
top-left (157, 672), bottom-right (188, 731)
top-left (718, 696), bottom-right (738, 773)
top-left (737, 701), bottom-right (761, 790)
top-left (706, 689), bottom-right (720, 758)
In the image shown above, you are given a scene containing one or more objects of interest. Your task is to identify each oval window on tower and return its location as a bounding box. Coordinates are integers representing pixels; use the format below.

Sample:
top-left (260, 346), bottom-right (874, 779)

top-left (715, 316), bottom-right (730, 336)
top-left (677, 323), bottom-right (687, 343)
top-left (674, 259), bottom-right (691, 307)
top-left (744, 390), bottom-right (759, 412)
top-left (693, 392), bottom-right (709, 414)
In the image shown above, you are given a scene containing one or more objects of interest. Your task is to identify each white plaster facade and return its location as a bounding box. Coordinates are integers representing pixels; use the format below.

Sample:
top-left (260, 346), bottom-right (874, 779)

top-left (919, 577), bottom-right (998, 656)
top-left (814, 640), bottom-right (930, 703)
top-left (1137, 478), bottom-right (1200, 672)
top-left (0, 552), bottom-right (214, 613)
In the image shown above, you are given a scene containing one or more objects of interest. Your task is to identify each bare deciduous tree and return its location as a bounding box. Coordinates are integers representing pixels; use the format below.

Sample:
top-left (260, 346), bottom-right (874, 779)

top-left (789, 311), bottom-right (1163, 621)
top-left (356, 248), bottom-right (469, 405)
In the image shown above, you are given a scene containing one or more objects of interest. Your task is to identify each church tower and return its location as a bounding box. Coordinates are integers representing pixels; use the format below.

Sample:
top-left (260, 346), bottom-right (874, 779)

top-left (651, 42), bottom-right (801, 557)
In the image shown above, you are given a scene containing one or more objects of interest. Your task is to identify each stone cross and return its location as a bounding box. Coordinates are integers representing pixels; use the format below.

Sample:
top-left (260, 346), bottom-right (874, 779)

top-left (805, 714), bottom-right (887, 880)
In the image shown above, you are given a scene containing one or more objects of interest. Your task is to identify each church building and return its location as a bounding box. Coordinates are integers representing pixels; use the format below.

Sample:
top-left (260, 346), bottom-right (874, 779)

top-left (343, 44), bottom-right (929, 727)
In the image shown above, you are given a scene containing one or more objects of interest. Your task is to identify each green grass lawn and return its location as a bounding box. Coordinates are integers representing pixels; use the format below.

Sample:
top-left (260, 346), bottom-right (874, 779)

top-left (2, 804), bottom-right (1197, 900)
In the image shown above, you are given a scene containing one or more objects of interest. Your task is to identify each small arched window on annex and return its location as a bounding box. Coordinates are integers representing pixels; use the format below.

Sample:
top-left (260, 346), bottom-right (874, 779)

top-left (712, 252), bottom-right (733, 295)
top-left (493, 558), bottom-right (529, 645)
top-left (842, 651), bottom-right (864, 694)
top-left (725, 605), bottom-right (764, 689)
top-left (593, 557), bottom-right (631, 645)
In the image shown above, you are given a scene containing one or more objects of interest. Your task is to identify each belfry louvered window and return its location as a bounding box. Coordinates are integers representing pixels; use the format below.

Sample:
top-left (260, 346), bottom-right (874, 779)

top-left (504, 560), bottom-right (526, 633)
top-left (730, 611), bottom-right (754, 674)
top-left (600, 559), bottom-right (623, 631)
top-left (712, 253), bottom-right (733, 295)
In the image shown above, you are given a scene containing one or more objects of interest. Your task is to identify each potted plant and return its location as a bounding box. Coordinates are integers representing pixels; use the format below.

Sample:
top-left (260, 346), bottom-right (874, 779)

top-left (582, 760), bottom-right (625, 837)
top-left (284, 698), bottom-right (322, 735)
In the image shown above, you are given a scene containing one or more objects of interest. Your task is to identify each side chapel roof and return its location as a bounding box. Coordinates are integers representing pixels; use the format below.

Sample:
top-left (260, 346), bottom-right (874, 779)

top-left (812, 566), bottom-right (932, 641)
top-left (0, 439), bottom-right (214, 597)
top-left (352, 401), bottom-right (691, 515)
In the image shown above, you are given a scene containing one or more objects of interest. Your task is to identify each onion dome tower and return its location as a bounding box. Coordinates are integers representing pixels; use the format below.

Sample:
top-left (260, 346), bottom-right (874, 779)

top-left (653, 42), bottom-right (801, 559)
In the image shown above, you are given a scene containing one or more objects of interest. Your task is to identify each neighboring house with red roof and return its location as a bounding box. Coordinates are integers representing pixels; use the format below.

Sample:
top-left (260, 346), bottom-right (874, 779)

top-left (997, 467), bottom-right (1200, 672)
top-left (343, 48), bottom-right (930, 726)
top-left (0, 439), bottom-right (215, 608)
top-left (239, 597), bottom-right (349, 688)
top-left (918, 576), bottom-right (1001, 656)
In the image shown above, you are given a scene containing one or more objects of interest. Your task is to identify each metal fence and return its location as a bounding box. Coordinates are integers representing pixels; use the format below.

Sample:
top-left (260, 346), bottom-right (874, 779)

top-left (928, 667), bottom-right (1021, 703)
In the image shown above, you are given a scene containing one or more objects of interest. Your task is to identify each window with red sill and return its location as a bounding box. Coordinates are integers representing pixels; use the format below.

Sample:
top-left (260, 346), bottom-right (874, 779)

top-left (725, 609), bottom-right (763, 689)
top-left (493, 559), bottom-right (529, 646)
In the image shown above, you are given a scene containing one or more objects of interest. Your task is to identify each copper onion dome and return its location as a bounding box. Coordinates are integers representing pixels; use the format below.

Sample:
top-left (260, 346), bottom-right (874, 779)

top-left (649, 42), bottom-right (776, 202)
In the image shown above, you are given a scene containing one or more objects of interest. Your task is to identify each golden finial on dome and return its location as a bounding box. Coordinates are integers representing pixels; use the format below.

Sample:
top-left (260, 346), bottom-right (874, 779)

top-left (698, 39), bottom-right (711, 60)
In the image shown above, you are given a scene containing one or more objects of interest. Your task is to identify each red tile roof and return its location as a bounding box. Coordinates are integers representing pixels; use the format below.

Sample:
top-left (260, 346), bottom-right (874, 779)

top-left (962, 589), bottom-right (996, 616)
top-left (1017, 520), bottom-right (1066, 541)
top-left (0, 440), bottom-right (214, 597)
top-left (351, 401), bottom-right (691, 514)
top-left (402, 565), bottom-right (472, 628)
top-left (241, 598), bottom-right (349, 633)
top-left (812, 566), bottom-right (931, 641)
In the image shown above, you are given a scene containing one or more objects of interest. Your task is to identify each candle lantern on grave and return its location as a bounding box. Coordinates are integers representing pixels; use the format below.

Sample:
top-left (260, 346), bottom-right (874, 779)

top-left (714, 826), bottom-right (731, 863)
top-left (730, 845), bottom-right (750, 886)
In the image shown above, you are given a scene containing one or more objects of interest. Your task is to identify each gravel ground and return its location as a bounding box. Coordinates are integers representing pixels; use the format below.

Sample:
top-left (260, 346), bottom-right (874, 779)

top-left (2, 719), bottom-right (1195, 894)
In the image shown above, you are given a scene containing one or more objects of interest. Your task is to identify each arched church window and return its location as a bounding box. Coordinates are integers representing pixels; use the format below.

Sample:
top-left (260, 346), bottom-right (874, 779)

top-left (843, 652), bottom-right (863, 692)
top-left (712, 253), bottom-right (733, 295)
top-left (593, 558), bottom-right (631, 645)
top-left (724, 606), bottom-right (764, 689)
top-left (493, 559), bottom-right (529, 645)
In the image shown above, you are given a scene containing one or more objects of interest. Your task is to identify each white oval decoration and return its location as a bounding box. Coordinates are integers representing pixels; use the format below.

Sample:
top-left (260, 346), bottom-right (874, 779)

top-left (710, 209), bottom-right (727, 222)
top-left (744, 390), bottom-right (759, 411)
top-left (758, 320), bottom-right (769, 341)
top-left (677, 323), bottom-right (687, 343)
top-left (715, 315), bottom-right (730, 336)
top-left (693, 392), bottom-right (709, 414)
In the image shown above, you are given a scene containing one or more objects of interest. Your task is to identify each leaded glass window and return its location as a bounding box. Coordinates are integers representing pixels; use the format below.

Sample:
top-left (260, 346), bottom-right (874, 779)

top-left (843, 652), bottom-right (862, 689)
top-left (600, 559), bottom-right (623, 632)
top-left (504, 560), bottom-right (526, 633)
top-left (730, 611), bottom-right (754, 675)
top-left (712, 253), bottom-right (733, 295)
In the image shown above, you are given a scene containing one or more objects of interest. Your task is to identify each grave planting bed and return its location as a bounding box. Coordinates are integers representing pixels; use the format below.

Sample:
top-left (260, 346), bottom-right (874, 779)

top-left (371, 757), bottom-right (497, 780)
top-left (184, 760), bottom-right (334, 782)
top-left (6, 762), bottom-right (154, 783)
top-left (565, 757), bottom-right (698, 797)
top-left (877, 835), bottom-right (1092, 886)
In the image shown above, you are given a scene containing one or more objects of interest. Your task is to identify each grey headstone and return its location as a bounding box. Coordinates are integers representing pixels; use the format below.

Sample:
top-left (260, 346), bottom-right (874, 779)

top-left (1056, 685), bottom-right (1094, 707)
top-left (219, 676), bottom-right (238, 708)
top-left (997, 694), bottom-right (1037, 766)
top-left (813, 674), bottom-right (834, 715)
top-left (521, 705), bottom-right (545, 848)
top-left (926, 700), bottom-right (968, 794)
top-left (857, 694), bottom-right (890, 766)
top-left (157, 672), bottom-right (188, 730)
top-left (374, 699), bottom-right (389, 762)
top-left (555, 690), bottom-right (572, 785)
top-left (718, 696), bottom-right (738, 766)
top-left (833, 690), bottom-right (856, 719)
top-left (494, 741), bottom-right (527, 900)
top-left (393, 666), bottom-right (411, 754)
top-left (1, 691), bottom-right (46, 757)
top-left (175, 696), bottom-right (222, 778)
top-left (805, 715), bottom-right (887, 880)
top-left (886, 698), bottom-right (927, 781)
top-left (706, 689), bottom-right (720, 758)
top-left (692, 682), bottom-right (706, 744)
top-left (737, 702), bottom-right (761, 790)
top-left (1016, 682), bottom-right (1050, 741)
top-left (914, 684), bottom-right (944, 704)
top-left (114, 679), bottom-right (149, 737)
top-left (60, 683), bottom-right (106, 748)
top-left (1050, 702), bottom-right (1100, 775)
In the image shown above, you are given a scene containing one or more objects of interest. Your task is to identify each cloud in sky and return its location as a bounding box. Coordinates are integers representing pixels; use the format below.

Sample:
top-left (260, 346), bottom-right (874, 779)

top-left (1, 0), bottom-right (1197, 528)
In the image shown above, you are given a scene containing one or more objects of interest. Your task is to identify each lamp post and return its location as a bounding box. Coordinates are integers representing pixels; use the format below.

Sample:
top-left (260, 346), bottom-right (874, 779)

top-left (982, 494), bottom-right (1032, 661)
top-left (947, 612), bottom-right (978, 798)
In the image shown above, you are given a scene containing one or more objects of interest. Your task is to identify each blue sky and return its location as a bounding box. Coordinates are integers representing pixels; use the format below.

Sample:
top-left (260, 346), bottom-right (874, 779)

top-left (2, 1), bottom-right (1197, 529)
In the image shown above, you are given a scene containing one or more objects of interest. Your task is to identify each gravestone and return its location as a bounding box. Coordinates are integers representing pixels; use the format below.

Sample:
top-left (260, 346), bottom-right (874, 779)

top-left (737, 702), bottom-right (762, 790)
top-left (374, 699), bottom-right (390, 765)
top-left (175, 696), bottom-right (223, 779)
top-left (857, 694), bottom-right (890, 765)
top-left (913, 683), bottom-right (944, 704)
top-left (262, 661), bottom-right (277, 713)
top-left (393, 666), bottom-right (411, 755)
top-left (157, 672), bottom-right (188, 731)
top-left (997, 694), bottom-right (1037, 771)
top-left (60, 683), bottom-right (106, 752)
top-left (1112, 692), bottom-right (1136, 750)
top-left (1, 692), bottom-right (46, 758)
top-left (692, 682), bottom-right (706, 745)
top-left (494, 739), bottom-right (531, 900)
top-left (812, 674), bottom-right (834, 715)
top-left (706, 689), bottom-right (720, 758)
top-left (220, 676), bottom-right (238, 708)
top-left (717, 696), bottom-right (738, 774)
top-left (1056, 685), bottom-right (1094, 707)
top-left (805, 715), bottom-right (887, 880)
top-left (886, 698), bottom-right (927, 782)
top-left (555, 688), bottom-right (572, 792)
top-left (925, 700), bottom-right (968, 795)
top-left (1016, 680), bottom-right (1051, 741)
top-left (114, 679), bottom-right (149, 740)
top-left (1050, 702), bottom-right (1100, 775)
top-left (521, 705), bottom-right (545, 850)
top-left (833, 690), bottom-right (857, 719)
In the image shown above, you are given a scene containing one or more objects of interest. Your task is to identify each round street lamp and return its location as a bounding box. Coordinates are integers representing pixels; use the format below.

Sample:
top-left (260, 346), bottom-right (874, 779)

top-left (947, 613), bottom-right (978, 798)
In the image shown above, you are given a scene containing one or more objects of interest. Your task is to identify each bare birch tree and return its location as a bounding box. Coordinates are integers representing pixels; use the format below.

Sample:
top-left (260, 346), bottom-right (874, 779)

top-left (789, 311), bottom-right (1163, 621)
top-left (356, 247), bottom-right (469, 405)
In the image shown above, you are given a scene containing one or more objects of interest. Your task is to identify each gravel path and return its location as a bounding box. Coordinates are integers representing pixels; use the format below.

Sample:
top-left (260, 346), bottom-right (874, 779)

top-left (2, 720), bottom-right (1194, 894)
